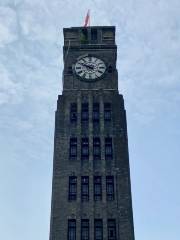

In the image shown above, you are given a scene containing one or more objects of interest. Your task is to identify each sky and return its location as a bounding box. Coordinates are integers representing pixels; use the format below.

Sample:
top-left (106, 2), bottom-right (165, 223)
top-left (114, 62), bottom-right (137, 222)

top-left (0, 0), bottom-right (180, 239)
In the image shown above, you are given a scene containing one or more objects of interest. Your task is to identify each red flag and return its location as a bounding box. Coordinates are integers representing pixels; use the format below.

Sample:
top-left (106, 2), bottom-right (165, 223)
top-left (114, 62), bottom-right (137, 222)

top-left (84, 10), bottom-right (90, 27)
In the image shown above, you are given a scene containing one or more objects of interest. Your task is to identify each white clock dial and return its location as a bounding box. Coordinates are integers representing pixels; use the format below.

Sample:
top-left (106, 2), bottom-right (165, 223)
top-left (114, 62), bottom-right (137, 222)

top-left (74, 56), bottom-right (106, 80)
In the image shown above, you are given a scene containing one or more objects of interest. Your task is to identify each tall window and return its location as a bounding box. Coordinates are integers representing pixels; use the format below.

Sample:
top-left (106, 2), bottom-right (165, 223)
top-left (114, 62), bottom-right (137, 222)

top-left (68, 219), bottom-right (76, 240)
top-left (94, 176), bottom-right (102, 201)
top-left (80, 29), bottom-right (88, 44)
top-left (81, 103), bottom-right (89, 122)
top-left (68, 176), bottom-right (77, 200)
top-left (107, 219), bottom-right (116, 240)
top-left (67, 66), bottom-right (73, 74)
top-left (70, 103), bottom-right (77, 123)
top-left (81, 138), bottom-right (89, 160)
top-left (108, 65), bottom-right (113, 73)
top-left (105, 137), bottom-right (113, 160)
top-left (93, 137), bottom-right (101, 160)
top-left (81, 219), bottom-right (89, 240)
top-left (91, 29), bottom-right (98, 41)
top-left (93, 103), bottom-right (100, 122)
top-left (69, 138), bottom-right (77, 159)
top-left (81, 176), bottom-right (89, 201)
top-left (94, 219), bottom-right (103, 240)
top-left (106, 176), bottom-right (114, 201)
top-left (104, 103), bottom-right (111, 121)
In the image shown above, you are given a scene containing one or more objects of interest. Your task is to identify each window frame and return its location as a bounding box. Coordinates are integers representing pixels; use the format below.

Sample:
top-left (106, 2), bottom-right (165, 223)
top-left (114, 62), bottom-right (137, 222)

top-left (105, 137), bottom-right (113, 160)
top-left (94, 219), bottom-right (103, 240)
top-left (91, 29), bottom-right (98, 42)
top-left (107, 219), bottom-right (116, 240)
top-left (70, 103), bottom-right (77, 123)
top-left (106, 176), bottom-right (114, 201)
top-left (104, 103), bottom-right (112, 122)
top-left (69, 138), bottom-right (77, 159)
top-left (81, 103), bottom-right (89, 122)
top-left (94, 176), bottom-right (102, 201)
top-left (81, 176), bottom-right (89, 202)
top-left (68, 176), bottom-right (77, 201)
top-left (93, 103), bottom-right (100, 123)
top-left (68, 219), bottom-right (76, 240)
top-left (80, 29), bottom-right (88, 44)
top-left (81, 219), bottom-right (89, 240)
top-left (81, 138), bottom-right (89, 160)
top-left (93, 137), bottom-right (101, 160)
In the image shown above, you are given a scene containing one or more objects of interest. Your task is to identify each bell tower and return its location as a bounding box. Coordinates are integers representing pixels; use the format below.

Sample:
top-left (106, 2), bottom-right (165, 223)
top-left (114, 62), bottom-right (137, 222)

top-left (49, 26), bottom-right (135, 240)
top-left (63, 26), bottom-right (118, 90)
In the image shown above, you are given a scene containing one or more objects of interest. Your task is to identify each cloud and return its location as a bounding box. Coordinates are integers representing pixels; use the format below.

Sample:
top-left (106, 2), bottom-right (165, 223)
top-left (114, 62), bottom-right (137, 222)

top-left (0, 63), bottom-right (23, 104)
top-left (0, 6), bottom-right (18, 47)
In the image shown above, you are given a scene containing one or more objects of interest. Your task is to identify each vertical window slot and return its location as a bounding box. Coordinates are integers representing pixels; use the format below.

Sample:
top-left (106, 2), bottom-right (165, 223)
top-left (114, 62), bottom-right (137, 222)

top-left (68, 219), bottom-right (76, 240)
top-left (68, 176), bottom-right (77, 200)
top-left (94, 176), bottom-right (102, 201)
top-left (70, 103), bottom-right (77, 123)
top-left (69, 138), bottom-right (77, 159)
top-left (106, 176), bottom-right (114, 201)
top-left (81, 138), bottom-right (89, 160)
top-left (93, 103), bottom-right (100, 122)
top-left (81, 177), bottom-right (89, 202)
top-left (105, 137), bottom-right (113, 160)
top-left (107, 219), bottom-right (116, 240)
top-left (81, 219), bottom-right (89, 240)
top-left (94, 219), bottom-right (103, 240)
top-left (104, 103), bottom-right (111, 122)
top-left (81, 103), bottom-right (89, 122)
top-left (93, 137), bottom-right (101, 160)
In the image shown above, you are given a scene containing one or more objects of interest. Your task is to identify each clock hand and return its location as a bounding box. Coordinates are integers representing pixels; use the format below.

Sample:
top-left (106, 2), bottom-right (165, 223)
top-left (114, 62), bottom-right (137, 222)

top-left (80, 63), bottom-right (94, 70)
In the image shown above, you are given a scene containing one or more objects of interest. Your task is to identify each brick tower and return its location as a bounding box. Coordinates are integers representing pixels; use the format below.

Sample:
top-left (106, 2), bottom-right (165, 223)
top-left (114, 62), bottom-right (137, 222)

top-left (49, 26), bottom-right (135, 240)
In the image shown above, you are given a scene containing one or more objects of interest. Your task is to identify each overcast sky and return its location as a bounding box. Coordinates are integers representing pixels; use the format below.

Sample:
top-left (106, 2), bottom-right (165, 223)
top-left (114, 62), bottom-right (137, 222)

top-left (0, 0), bottom-right (180, 239)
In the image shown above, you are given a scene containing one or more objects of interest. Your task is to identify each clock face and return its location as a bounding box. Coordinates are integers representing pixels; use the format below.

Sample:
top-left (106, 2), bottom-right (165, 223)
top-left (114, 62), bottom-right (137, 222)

top-left (74, 56), bottom-right (106, 80)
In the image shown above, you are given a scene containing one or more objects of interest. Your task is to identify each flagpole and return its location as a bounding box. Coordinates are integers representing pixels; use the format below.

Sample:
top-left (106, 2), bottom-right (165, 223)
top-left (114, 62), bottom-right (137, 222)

top-left (84, 9), bottom-right (90, 27)
top-left (89, 10), bottom-right (90, 26)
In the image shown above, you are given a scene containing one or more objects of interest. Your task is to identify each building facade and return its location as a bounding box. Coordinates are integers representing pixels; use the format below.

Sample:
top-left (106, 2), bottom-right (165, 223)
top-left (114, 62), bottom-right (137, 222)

top-left (49, 26), bottom-right (135, 240)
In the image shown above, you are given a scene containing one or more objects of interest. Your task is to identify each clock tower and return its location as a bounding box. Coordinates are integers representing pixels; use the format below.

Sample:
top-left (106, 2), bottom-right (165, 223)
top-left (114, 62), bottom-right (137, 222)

top-left (49, 26), bottom-right (135, 240)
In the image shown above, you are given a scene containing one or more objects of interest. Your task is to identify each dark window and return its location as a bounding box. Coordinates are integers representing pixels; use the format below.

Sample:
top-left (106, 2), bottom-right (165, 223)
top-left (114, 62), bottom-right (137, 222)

top-left (106, 176), bottom-right (114, 201)
top-left (94, 176), bottom-right (102, 201)
top-left (70, 103), bottom-right (77, 123)
top-left (81, 103), bottom-right (89, 122)
top-left (105, 138), bottom-right (113, 160)
top-left (80, 29), bottom-right (88, 44)
top-left (81, 138), bottom-right (89, 160)
top-left (91, 29), bottom-right (98, 41)
top-left (68, 176), bottom-right (77, 200)
top-left (81, 176), bottom-right (89, 201)
top-left (93, 137), bottom-right (101, 160)
top-left (67, 66), bottom-right (73, 74)
top-left (69, 138), bottom-right (77, 159)
top-left (68, 219), bottom-right (76, 240)
top-left (104, 103), bottom-right (111, 121)
top-left (93, 103), bottom-right (100, 122)
top-left (81, 219), bottom-right (89, 240)
top-left (94, 219), bottom-right (103, 240)
top-left (107, 219), bottom-right (116, 240)
top-left (108, 66), bottom-right (113, 73)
